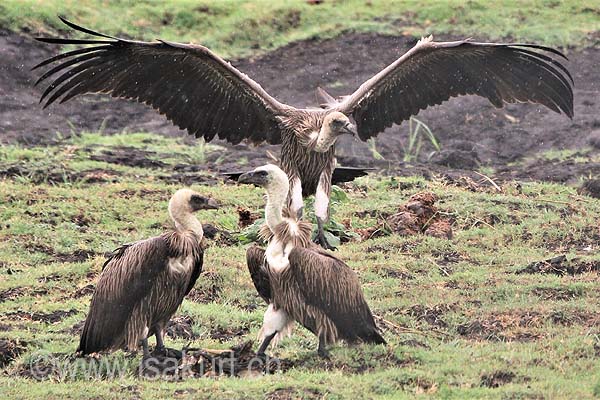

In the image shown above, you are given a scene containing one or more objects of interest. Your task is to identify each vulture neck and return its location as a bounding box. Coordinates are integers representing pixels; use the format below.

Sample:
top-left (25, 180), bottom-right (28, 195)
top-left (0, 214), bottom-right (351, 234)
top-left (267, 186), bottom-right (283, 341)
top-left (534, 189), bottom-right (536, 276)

top-left (265, 181), bottom-right (289, 232)
top-left (169, 205), bottom-right (204, 239)
top-left (173, 214), bottom-right (203, 238)
top-left (313, 124), bottom-right (337, 153)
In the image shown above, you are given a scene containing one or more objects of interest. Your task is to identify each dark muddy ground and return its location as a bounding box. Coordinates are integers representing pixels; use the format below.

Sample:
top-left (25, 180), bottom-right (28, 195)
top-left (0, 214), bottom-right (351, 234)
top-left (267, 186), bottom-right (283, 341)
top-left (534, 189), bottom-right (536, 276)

top-left (1, 29), bottom-right (598, 183)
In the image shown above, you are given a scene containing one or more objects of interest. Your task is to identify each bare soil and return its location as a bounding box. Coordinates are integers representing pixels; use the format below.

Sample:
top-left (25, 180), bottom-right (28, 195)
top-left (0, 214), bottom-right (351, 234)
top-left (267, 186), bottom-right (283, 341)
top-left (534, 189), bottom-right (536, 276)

top-left (6, 309), bottom-right (77, 324)
top-left (1, 30), bottom-right (599, 183)
top-left (0, 338), bottom-right (27, 368)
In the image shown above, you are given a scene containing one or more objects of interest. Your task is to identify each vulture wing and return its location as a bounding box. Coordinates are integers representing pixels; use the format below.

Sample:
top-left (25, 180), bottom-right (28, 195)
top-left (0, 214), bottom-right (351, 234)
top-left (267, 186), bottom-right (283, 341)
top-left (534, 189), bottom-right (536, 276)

top-left (223, 166), bottom-right (373, 184)
top-left (286, 247), bottom-right (385, 344)
top-left (34, 17), bottom-right (292, 145)
top-left (335, 36), bottom-right (574, 140)
top-left (246, 245), bottom-right (271, 304)
top-left (78, 236), bottom-right (169, 354)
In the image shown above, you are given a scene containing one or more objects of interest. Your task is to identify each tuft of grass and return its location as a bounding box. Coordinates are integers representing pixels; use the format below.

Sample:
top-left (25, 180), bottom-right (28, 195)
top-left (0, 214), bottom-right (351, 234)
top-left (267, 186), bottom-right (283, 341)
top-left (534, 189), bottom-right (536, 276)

top-left (402, 116), bottom-right (440, 162)
top-left (1, 0), bottom-right (598, 59)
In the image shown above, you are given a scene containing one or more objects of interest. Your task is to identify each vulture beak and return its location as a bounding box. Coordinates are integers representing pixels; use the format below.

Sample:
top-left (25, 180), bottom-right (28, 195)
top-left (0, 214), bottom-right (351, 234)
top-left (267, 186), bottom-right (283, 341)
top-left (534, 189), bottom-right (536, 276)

top-left (342, 122), bottom-right (357, 136)
top-left (190, 195), bottom-right (220, 211)
top-left (238, 170), bottom-right (269, 187)
top-left (205, 197), bottom-right (220, 210)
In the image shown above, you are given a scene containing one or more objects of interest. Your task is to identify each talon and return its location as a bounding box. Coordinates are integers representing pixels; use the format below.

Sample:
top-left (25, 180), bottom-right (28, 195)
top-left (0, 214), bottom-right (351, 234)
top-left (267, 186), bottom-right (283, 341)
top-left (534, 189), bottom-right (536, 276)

top-left (317, 348), bottom-right (331, 360)
top-left (314, 232), bottom-right (336, 250)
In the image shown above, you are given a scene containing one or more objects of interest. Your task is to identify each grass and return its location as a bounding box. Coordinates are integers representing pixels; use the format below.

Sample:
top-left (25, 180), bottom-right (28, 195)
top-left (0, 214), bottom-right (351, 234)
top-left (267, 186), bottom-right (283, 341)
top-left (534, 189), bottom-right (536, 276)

top-left (1, 0), bottom-right (598, 58)
top-left (1, 132), bottom-right (599, 398)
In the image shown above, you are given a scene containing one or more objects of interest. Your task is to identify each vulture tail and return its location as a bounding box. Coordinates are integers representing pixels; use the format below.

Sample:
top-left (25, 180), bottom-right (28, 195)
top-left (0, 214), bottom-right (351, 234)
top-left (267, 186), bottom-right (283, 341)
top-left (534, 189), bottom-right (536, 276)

top-left (77, 316), bottom-right (102, 355)
top-left (331, 166), bottom-right (374, 185)
top-left (362, 329), bottom-right (386, 345)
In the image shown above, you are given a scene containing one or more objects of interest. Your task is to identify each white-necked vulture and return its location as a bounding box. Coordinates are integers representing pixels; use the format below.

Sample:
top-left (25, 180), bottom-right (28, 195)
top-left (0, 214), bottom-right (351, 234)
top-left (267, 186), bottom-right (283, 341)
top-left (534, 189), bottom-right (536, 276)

top-left (78, 189), bottom-right (218, 356)
top-left (239, 164), bottom-right (385, 358)
top-left (34, 18), bottom-right (574, 248)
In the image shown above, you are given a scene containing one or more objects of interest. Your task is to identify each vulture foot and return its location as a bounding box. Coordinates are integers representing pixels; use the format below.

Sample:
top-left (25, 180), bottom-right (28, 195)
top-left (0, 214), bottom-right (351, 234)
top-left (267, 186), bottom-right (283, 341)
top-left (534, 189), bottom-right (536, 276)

top-left (256, 332), bottom-right (277, 358)
top-left (315, 218), bottom-right (336, 250)
top-left (314, 228), bottom-right (335, 250)
top-left (317, 339), bottom-right (331, 360)
top-left (152, 346), bottom-right (182, 359)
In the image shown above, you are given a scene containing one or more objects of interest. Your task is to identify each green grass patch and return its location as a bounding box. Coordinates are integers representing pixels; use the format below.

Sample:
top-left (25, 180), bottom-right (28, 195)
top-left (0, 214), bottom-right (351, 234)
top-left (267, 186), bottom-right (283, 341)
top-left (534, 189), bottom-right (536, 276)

top-left (1, 0), bottom-right (597, 58)
top-left (1, 131), bottom-right (599, 398)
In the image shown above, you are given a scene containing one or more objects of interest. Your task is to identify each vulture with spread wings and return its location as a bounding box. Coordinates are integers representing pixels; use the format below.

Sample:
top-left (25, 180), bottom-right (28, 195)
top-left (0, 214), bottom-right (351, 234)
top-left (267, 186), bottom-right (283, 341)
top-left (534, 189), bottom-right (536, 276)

top-left (34, 17), bottom-right (574, 249)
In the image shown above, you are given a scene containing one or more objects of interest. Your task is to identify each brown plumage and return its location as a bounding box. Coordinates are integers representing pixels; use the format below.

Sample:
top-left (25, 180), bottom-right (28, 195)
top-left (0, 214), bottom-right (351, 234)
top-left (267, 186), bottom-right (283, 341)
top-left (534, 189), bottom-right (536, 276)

top-left (240, 165), bottom-right (384, 358)
top-left (78, 189), bottom-right (218, 356)
top-left (34, 18), bottom-right (574, 248)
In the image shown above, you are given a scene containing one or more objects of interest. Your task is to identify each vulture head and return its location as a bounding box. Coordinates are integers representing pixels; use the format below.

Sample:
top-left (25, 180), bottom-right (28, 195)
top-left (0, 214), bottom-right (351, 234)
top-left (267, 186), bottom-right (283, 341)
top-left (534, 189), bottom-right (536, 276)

top-left (169, 189), bottom-right (219, 219)
top-left (323, 112), bottom-right (356, 136)
top-left (312, 112), bottom-right (357, 153)
top-left (238, 164), bottom-right (290, 197)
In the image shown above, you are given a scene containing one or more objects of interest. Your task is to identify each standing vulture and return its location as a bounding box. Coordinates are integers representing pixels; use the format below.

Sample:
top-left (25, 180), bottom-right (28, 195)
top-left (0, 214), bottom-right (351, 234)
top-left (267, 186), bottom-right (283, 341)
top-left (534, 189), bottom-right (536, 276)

top-left (34, 17), bottom-right (574, 248)
top-left (78, 189), bottom-right (218, 356)
top-left (239, 164), bottom-right (385, 358)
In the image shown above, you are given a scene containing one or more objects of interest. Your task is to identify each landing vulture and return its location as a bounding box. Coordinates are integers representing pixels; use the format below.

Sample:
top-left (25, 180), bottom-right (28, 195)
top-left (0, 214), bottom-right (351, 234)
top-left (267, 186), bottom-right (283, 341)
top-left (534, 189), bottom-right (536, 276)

top-left (34, 17), bottom-right (574, 248)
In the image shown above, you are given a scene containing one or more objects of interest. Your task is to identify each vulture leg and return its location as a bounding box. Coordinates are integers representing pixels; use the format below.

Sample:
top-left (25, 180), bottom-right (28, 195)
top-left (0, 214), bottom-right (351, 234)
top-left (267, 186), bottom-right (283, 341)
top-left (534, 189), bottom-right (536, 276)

top-left (315, 217), bottom-right (331, 250)
top-left (313, 172), bottom-right (334, 250)
top-left (141, 338), bottom-right (150, 359)
top-left (257, 332), bottom-right (277, 357)
top-left (289, 177), bottom-right (304, 219)
top-left (154, 329), bottom-right (166, 353)
top-left (317, 336), bottom-right (330, 360)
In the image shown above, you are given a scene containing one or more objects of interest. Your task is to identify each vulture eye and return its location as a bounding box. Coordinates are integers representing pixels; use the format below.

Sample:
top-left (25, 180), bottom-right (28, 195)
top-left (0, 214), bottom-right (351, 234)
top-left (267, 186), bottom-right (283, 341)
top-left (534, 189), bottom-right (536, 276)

top-left (190, 195), bottom-right (205, 207)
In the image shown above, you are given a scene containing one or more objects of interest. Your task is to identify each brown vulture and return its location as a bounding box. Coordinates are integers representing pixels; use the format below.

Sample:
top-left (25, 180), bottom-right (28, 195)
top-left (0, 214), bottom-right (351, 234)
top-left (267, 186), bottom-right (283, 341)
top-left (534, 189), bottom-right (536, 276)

top-left (239, 164), bottom-right (385, 358)
top-left (78, 189), bottom-right (218, 357)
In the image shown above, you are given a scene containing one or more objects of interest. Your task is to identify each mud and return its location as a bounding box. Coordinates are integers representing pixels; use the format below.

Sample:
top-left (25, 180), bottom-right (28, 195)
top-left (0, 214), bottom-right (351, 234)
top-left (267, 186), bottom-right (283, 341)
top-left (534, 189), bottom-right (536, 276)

top-left (480, 371), bottom-right (516, 388)
top-left (237, 207), bottom-right (261, 229)
top-left (208, 326), bottom-right (249, 343)
top-left (457, 311), bottom-right (544, 342)
top-left (266, 388), bottom-right (321, 400)
top-left (0, 338), bottom-right (27, 368)
top-left (405, 304), bottom-right (453, 329)
top-left (89, 147), bottom-right (167, 169)
top-left (387, 192), bottom-right (453, 239)
top-left (72, 284), bottom-right (95, 298)
top-left (186, 271), bottom-right (222, 304)
top-left (516, 255), bottom-right (600, 276)
top-left (578, 179), bottom-right (600, 198)
top-left (6, 309), bottom-right (77, 324)
top-left (293, 347), bottom-right (410, 375)
top-left (166, 316), bottom-right (195, 340)
top-left (25, 239), bottom-right (96, 264)
top-left (0, 163), bottom-right (122, 185)
top-left (201, 223), bottom-right (237, 247)
top-left (0, 286), bottom-right (48, 303)
top-left (140, 341), bottom-right (286, 379)
top-left (1, 30), bottom-right (599, 184)
top-left (531, 286), bottom-right (583, 301)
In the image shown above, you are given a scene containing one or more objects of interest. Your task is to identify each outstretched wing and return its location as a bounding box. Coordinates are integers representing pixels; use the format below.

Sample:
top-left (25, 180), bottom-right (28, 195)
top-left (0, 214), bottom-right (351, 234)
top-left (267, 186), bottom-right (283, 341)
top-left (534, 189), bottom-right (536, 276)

top-left (78, 236), bottom-right (168, 354)
top-left (335, 36), bottom-right (574, 140)
top-left (286, 247), bottom-right (385, 344)
top-left (246, 245), bottom-right (271, 304)
top-left (34, 17), bottom-right (292, 145)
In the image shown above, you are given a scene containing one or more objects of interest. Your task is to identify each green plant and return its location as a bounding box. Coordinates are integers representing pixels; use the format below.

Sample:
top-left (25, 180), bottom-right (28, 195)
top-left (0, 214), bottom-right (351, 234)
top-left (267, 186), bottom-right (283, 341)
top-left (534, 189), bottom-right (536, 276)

top-left (367, 138), bottom-right (385, 161)
top-left (402, 116), bottom-right (440, 162)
